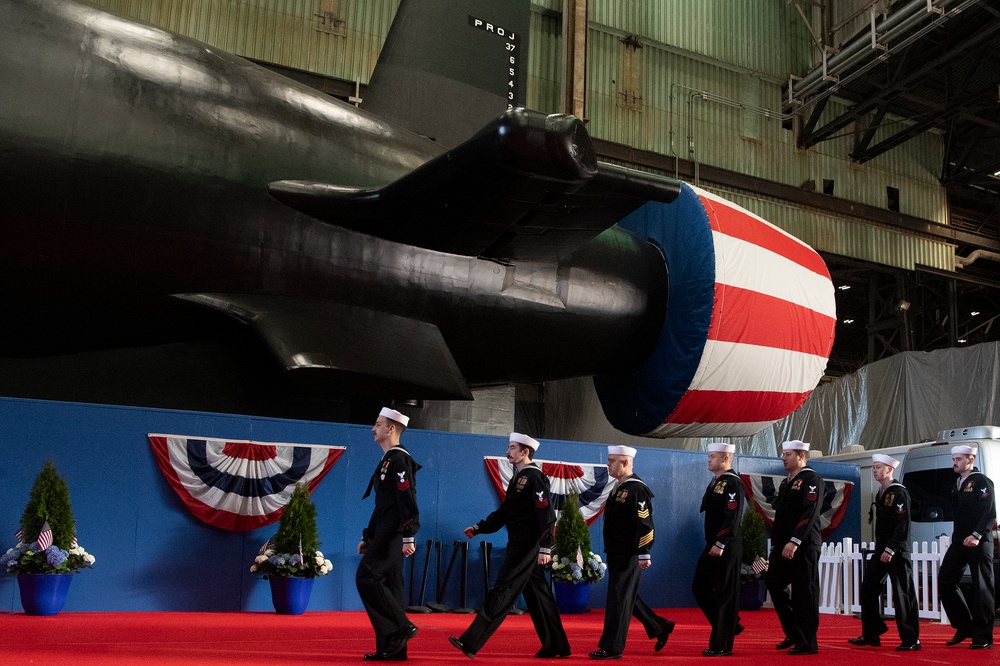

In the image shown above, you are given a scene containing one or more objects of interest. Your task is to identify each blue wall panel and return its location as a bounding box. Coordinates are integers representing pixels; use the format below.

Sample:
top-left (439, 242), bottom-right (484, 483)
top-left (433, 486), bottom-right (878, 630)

top-left (0, 397), bottom-right (860, 612)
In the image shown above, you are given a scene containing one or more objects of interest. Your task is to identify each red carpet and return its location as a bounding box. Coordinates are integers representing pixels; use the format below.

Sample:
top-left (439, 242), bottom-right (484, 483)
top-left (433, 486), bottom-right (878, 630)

top-left (0, 607), bottom-right (971, 665)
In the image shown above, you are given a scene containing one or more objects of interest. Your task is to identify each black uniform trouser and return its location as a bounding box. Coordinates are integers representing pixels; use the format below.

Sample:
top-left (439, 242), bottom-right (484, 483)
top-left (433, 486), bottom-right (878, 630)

top-left (459, 541), bottom-right (570, 655)
top-left (939, 538), bottom-right (996, 645)
top-left (599, 552), bottom-right (671, 655)
top-left (859, 554), bottom-right (919, 645)
top-left (766, 544), bottom-right (820, 651)
top-left (692, 545), bottom-right (742, 652)
top-left (356, 533), bottom-right (409, 653)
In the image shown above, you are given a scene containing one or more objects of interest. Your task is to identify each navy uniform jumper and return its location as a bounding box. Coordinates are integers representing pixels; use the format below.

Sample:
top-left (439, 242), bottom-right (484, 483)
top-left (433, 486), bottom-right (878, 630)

top-left (859, 481), bottom-right (920, 645)
top-left (356, 445), bottom-right (421, 656)
top-left (458, 464), bottom-right (570, 656)
top-left (765, 466), bottom-right (824, 653)
top-left (598, 475), bottom-right (672, 655)
top-left (939, 469), bottom-right (996, 646)
top-left (692, 469), bottom-right (744, 653)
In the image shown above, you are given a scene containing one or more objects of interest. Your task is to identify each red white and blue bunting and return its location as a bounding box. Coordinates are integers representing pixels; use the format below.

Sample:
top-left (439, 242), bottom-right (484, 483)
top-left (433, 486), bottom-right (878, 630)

top-left (149, 434), bottom-right (344, 532)
top-left (740, 473), bottom-right (854, 539)
top-left (483, 456), bottom-right (616, 525)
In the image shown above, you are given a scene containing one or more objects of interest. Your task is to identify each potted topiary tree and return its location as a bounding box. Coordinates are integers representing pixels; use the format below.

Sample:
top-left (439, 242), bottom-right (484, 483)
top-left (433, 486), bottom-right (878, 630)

top-left (739, 508), bottom-right (768, 610)
top-left (548, 492), bottom-right (606, 614)
top-left (250, 483), bottom-right (332, 614)
top-left (0, 460), bottom-right (95, 615)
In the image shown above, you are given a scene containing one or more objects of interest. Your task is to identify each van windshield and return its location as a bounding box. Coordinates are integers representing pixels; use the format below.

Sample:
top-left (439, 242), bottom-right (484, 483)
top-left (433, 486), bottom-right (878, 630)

top-left (902, 468), bottom-right (959, 523)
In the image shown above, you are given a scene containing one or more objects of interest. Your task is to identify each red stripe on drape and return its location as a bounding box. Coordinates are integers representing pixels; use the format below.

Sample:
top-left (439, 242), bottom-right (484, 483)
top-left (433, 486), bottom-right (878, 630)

top-left (541, 463), bottom-right (584, 479)
top-left (708, 284), bottom-right (836, 357)
top-left (702, 195), bottom-right (831, 278)
top-left (666, 389), bottom-right (813, 424)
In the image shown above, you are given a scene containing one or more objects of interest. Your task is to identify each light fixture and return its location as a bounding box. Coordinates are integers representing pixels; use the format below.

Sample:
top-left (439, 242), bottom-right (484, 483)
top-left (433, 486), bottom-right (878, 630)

top-left (958, 338), bottom-right (967, 343)
top-left (837, 284), bottom-right (851, 291)
top-left (842, 319), bottom-right (854, 324)
top-left (897, 300), bottom-right (910, 311)
top-left (971, 311), bottom-right (980, 316)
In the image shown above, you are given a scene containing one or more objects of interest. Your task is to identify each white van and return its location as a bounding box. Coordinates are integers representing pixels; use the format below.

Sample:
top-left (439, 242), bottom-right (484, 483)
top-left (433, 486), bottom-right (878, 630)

top-left (898, 425), bottom-right (1000, 546)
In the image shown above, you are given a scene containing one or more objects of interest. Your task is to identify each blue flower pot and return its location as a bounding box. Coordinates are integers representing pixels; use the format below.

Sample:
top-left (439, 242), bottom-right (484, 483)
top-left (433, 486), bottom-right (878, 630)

top-left (553, 580), bottom-right (590, 614)
top-left (17, 573), bottom-right (73, 616)
top-left (269, 576), bottom-right (314, 615)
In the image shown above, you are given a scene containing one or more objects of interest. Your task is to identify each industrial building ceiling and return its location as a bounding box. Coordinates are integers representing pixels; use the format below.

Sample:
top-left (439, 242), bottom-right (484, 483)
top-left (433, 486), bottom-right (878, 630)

top-left (788, 0), bottom-right (1000, 378)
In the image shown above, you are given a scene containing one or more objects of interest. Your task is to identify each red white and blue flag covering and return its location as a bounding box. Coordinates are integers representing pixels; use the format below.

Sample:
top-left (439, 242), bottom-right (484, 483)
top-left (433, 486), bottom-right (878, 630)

top-left (483, 456), bottom-right (615, 525)
top-left (595, 184), bottom-right (837, 438)
top-left (148, 434), bottom-right (344, 532)
top-left (740, 473), bottom-right (854, 539)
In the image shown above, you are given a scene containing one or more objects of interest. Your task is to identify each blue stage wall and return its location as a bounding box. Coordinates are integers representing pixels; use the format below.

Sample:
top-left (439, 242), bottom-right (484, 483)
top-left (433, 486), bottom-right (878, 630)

top-left (0, 397), bottom-right (860, 612)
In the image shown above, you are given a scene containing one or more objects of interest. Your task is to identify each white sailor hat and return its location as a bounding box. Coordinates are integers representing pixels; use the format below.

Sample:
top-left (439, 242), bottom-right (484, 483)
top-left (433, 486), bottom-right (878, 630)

top-left (379, 407), bottom-right (409, 427)
top-left (872, 453), bottom-right (900, 468)
top-left (781, 440), bottom-right (810, 451)
top-left (510, 432), bottom-right (540, 451)
top-left (951, 445), bottom-right (977, 456)
top-left (608, 445), bottom-right (637, 457)
top-left (707, 442), bottom-right (735, 454)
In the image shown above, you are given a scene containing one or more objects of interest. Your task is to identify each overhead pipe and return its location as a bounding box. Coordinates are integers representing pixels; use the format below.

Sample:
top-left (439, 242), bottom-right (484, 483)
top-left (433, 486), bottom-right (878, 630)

top-left (790, 0), bottom-right (981, 104)
top-left (955, 249), bottom-right (1000, 269)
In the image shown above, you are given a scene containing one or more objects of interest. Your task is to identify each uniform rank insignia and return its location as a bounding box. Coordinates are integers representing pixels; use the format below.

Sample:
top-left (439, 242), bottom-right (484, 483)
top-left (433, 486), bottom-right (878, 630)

top-left (727, 493), bottom-right (737, 510)
top-left (396, 470), bottom-right (410, 491)
top-left (534, 491), bottom-right (548, 508)
top-left (895, 503), bottom-right (905, 514)
top-left (637, 500), bottom-right (650, 519)
top-left (981, 486), bottom-right (991, 498)
top-left (806, 485), bottom-right (818, 501)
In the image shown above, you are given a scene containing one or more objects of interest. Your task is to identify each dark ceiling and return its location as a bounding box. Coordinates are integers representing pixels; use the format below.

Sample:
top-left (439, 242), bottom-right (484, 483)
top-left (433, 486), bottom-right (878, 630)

top-left (787, 0), bottom-right (1000, 378)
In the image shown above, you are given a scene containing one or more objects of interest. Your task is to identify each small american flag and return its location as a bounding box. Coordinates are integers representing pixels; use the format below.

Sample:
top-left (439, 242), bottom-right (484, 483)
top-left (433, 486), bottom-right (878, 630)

top-left (751, 556), bottom-right (768, 576)
top-left (258, 537), bottom-right (273, 555)
top-left (71, 537), bottom-right (78, 548)
top-left (37, 521), bottom-right (53, 551)
top-left (14, 528), bottom-right (23, 543)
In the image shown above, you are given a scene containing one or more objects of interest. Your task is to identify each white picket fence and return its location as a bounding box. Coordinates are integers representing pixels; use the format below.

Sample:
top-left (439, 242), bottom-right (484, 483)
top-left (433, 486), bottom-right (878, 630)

top-left (816, 536), bottom-right (950, 622)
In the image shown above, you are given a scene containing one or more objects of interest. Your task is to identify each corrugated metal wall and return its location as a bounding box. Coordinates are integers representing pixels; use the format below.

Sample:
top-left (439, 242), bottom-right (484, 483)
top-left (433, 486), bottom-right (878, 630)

top-left (91, 0), bottom-right (399, 84)
top-left (528, 0), bottom-right (953, 270)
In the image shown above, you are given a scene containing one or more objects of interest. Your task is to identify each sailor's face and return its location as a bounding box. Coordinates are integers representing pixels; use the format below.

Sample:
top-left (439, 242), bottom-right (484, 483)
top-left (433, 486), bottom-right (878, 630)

top-left (507, 442), bottom-right (529, 465)
top-left (781, 450), bottom-right (804, 472)
top-left (372, 417), bottom-right (392, 444)
top-left (952, 454), bottom-right (974, 475)
top-left (607, 454), bottom-right (631, 480)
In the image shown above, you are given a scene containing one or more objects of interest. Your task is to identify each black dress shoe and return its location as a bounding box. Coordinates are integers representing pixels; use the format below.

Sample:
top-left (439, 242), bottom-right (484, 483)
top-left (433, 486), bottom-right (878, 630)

top-left (970, 642), bottom-right (994, 650)
top-left (382, 624), bottom-right (418, 657)
top-left (448, 636), bottom-right (476, 659)
top-left (895, 642), bottom-right (921, 651)
top-left (788, 646), bottom-right (818, 655)
top-left (362, 653), bottom-right (407, 661)
top-left (946, 631), bottom-right (970, 646)
top-left (702, 648), bottom-right (732, 657)
top-left (654, 620), bottom-right (675, 652)
top-left (534, 647), bottom-right (571, 658)
top-left (776, 638), bottom-right (794, 650)
top-left (735, 623), bottom-right (745, 636)
top-left (588, 649), bottom-right (622, 660)
top-left (847, 635), bottom-right (881, 646)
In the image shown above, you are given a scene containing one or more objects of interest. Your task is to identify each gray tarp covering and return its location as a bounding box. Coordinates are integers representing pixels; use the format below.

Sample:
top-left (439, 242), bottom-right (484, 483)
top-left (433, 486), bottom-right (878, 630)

top-left (546, 342), bottom-right (1000, 456)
